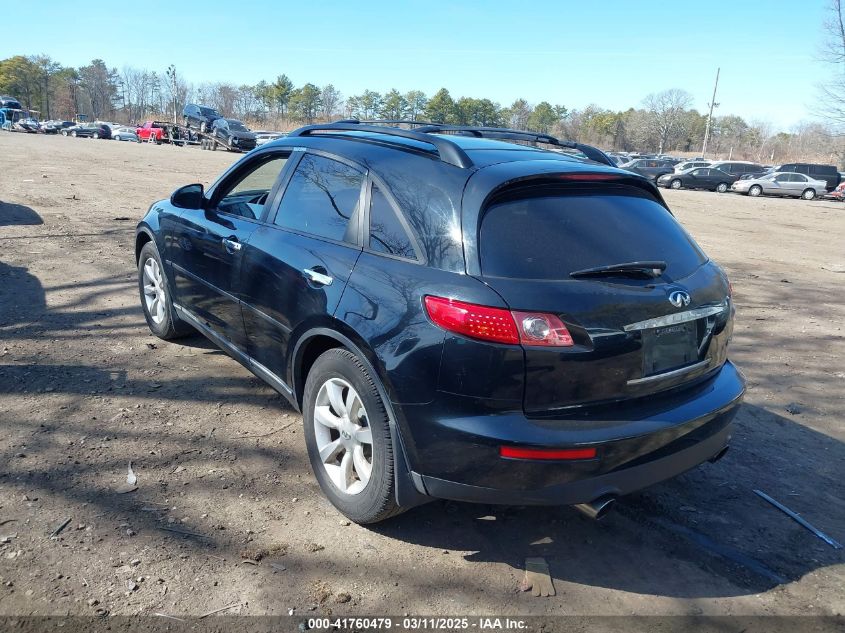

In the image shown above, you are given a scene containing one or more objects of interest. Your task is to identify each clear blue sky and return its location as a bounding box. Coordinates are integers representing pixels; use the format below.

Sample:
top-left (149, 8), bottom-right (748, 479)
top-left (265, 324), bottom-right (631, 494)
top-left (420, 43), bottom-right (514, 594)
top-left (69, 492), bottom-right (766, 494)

top-left (1, 0), bottom-right (830, 130)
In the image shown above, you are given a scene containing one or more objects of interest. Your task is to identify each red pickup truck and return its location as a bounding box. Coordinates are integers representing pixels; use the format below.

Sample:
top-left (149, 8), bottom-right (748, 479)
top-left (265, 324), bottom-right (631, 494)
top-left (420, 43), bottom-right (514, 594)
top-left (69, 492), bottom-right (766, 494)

top-left (136, 121), bottom-right (167, 143)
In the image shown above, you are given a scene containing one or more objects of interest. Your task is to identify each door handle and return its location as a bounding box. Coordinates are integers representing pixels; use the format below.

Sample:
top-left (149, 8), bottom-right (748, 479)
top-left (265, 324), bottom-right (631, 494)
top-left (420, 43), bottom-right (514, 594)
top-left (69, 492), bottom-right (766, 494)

top-left (222, 237), bottom-right (242, 252)
top-left (303, 267), bottom-right (333, 286)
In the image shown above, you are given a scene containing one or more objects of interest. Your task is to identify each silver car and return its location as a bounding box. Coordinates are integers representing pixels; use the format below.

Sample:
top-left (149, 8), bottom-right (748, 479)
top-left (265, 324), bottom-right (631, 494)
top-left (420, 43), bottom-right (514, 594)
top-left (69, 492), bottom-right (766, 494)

top-left (731, 172), bottom-right (827, 200)
top-left (113, 126), bottom-right (139, 142)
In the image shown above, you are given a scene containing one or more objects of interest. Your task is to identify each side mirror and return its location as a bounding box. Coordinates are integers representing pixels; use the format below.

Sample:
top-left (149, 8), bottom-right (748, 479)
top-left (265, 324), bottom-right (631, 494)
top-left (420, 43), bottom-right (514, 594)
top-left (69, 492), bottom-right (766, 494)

top-left (170, 183), bottom-right (204, 209)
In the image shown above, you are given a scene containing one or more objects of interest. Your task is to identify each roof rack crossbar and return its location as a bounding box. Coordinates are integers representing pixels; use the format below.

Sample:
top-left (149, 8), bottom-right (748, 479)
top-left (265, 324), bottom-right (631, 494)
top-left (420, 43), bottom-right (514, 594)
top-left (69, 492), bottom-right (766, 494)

top-left (287, 120), bottom-right (473, 168)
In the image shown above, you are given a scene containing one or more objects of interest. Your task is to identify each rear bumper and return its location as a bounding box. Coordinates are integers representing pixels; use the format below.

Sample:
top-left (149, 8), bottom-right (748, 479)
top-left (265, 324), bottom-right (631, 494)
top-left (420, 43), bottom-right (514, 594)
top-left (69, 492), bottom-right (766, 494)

top-left (400, 361), bottom-right (745, 506)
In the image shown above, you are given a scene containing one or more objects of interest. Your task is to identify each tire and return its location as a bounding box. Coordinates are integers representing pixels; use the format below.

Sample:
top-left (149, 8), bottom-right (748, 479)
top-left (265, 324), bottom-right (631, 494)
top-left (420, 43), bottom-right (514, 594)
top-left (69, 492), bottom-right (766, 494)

top-left (137, 241), bottom-right (192, 340)
top-left (670, 179), bottom-right (682, 190)
top-left (716, 182), bottom-right (729, 193)
top-left (71, 131), bottom-right (77, 137)
top-left (303, 348), bottom-right (403, 524)
top-left (93, 132), bottom-right (99, 139)
top-left (211, 140), bottom-right (217, 151)
top-left (748, 185), bottom-right (762, 197)
top-left (200, 121), bottom-right (207, 133)
top-left (802, 188), bottom-right (816, 200)
top-left (61, 130), bottom-right (68, 136)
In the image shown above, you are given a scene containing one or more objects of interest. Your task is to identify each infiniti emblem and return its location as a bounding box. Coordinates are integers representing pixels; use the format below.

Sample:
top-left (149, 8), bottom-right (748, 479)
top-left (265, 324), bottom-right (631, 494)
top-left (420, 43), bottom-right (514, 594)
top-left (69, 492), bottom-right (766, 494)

top-left (668, 290), bottom-right (691, 308)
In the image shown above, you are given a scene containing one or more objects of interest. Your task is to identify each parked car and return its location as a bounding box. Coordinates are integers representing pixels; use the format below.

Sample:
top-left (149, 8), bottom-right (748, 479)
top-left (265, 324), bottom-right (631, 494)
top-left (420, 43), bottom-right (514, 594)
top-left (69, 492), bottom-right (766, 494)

top-left (620, 158), bottom-right (676, 181)
top-left (776, 163), bottom-right (841, 191)
top-left (0, 95), bottom-right (22, 109)
top-left (823, 181), bottom-right (845, 200)
top-left (211, 118), bottom-right (257, 151)
top-left (182, 103), bottom-right (222, 132)
top-left (136, 121), bottom-right (168, 143)
top-left (113, 126), bottom-right (139, 142)
top-left (62, 123), bottom-right (111, 139)
top-left (730, 172), bottom-right (827, 200)
top-left (657, 167), bottom-right (738, 192)
top-left (708, 161), bottom-right (767, 179)
top-left (41, 120), bottom-right (75, 134)
top-left (135, 121), bottom-right (743, 524)
top-left (254, 131), bottom-right (286, 146)
top-left (674, 160), bottom-right (711, 172)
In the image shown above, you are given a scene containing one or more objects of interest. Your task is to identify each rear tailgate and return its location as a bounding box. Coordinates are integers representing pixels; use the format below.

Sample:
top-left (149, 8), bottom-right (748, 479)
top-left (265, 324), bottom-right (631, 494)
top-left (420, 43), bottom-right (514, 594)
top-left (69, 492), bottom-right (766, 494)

top-left (475, 180), bottom-right (733, 413)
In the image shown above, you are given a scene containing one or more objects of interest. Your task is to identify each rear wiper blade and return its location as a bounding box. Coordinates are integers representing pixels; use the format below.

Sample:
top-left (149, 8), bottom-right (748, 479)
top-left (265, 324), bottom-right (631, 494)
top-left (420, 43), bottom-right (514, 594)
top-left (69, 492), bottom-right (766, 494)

top-left (570, 260), bottom-right (667, 279)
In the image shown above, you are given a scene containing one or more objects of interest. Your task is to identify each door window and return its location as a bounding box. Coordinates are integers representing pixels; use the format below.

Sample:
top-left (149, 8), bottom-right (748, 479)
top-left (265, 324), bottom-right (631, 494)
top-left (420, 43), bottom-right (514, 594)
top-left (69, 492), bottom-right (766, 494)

top-left (774, 174), bottom-right (790, 182)
top-left (215, 154), bottom-right (290, 220)
top-left (274, 153), bottom-right (364, 244)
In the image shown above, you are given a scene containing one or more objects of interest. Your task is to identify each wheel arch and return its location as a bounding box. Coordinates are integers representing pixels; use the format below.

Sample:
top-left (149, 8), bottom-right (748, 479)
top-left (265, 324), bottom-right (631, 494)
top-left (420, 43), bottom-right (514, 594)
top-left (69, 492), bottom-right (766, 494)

top-left (291, 325), bottom-right (430, 509)
top-left (135, 227), bottom-right (155, 263)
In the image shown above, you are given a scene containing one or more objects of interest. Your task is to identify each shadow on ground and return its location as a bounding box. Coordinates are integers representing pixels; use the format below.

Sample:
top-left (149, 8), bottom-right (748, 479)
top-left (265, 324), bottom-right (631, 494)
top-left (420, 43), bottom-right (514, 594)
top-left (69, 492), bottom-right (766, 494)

top-left (0, 201), bottom-right (43, 226)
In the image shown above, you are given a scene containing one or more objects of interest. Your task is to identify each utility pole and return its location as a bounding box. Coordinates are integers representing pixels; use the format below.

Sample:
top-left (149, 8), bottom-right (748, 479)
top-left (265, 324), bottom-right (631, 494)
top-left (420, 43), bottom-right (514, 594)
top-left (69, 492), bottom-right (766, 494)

top-left (701, 67), bottom-right (720, 159)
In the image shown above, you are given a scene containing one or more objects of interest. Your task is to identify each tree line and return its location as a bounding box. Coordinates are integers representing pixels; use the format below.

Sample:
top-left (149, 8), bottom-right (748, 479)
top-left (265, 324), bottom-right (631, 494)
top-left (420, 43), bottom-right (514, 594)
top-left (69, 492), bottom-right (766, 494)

top-left (0, 53), bottom-right (839, 163)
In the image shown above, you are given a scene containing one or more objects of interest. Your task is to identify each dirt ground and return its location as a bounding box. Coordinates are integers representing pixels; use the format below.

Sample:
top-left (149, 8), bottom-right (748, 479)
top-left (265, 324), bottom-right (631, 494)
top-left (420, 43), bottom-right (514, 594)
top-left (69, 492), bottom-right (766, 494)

top-left (0, 132), bottom-right (843, 619)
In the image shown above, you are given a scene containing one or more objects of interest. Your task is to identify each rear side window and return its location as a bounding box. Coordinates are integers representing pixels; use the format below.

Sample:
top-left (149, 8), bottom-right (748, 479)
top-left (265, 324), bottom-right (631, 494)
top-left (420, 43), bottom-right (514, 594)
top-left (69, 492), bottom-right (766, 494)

top-left (479, 187), bottom-right (707, 280)
top-left (274, 154), bottom-right (364, 243)
top-left (811, 165), bottom-right (836, 175)
top-left (369, 183), bottom-right (417, 260)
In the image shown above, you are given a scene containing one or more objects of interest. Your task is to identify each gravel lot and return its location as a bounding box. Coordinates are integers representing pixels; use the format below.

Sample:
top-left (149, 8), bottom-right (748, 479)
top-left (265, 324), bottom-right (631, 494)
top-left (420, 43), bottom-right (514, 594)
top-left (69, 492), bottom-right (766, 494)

top-left (0, 132), bottom-right (843, 618)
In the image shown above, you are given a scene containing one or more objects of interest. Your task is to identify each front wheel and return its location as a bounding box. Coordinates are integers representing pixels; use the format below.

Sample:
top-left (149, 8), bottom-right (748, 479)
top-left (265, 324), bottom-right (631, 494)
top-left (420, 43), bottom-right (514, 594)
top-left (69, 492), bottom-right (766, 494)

top-left (137, 242), bottom-right (192, 340)
top-left (303, 348), bottom-right (403, 524)
top-left (802, 188), bottom-right (816, 200)
top-left (748, 185), bottom-right (762, 197)
top-left (670, 179), bottom-right (682, 190)
top-left (93, 132), bottom-right (99, 139)
top-left (716, 182), bottom-right (729, 193)
top-left (200, 122), bottom-right (207, 133)
top-left (71, 131), bottom-right (77, 137)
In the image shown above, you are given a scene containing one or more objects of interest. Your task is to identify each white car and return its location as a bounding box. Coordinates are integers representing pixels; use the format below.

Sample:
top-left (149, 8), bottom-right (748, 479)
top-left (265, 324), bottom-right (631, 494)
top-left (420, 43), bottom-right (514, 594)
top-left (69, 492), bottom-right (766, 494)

top-left (730, 172), bottom-right (827, 200)
top-left (254, 131), bottom-right (285, 146)
top-left (113, 126), bottom-right (139, 142)
top-left (674, 160), bottom-right (711, 173)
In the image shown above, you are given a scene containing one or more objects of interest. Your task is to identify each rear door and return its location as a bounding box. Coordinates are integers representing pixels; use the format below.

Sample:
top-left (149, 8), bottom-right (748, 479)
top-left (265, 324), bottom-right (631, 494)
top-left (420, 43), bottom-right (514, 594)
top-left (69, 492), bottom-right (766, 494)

top-left (475, 182), bottom-right (732, 413)
top-left (239, 151), bottom-right (366, 382)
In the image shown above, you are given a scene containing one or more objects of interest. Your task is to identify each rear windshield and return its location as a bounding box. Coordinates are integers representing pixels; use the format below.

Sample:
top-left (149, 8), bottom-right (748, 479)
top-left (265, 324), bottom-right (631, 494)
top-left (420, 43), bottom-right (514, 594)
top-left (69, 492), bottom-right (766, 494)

top-left (479, 187), bottom-right (707, 280)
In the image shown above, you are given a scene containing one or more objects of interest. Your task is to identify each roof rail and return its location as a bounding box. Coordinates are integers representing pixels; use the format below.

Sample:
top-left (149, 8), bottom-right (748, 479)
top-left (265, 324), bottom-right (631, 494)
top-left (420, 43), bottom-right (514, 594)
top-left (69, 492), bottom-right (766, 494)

top-left (287, 120), bottom-right (615, 168)
top-left (287, 120), bottom-right (473, 168)
top-left (414, 124), bottom-right (616, 167)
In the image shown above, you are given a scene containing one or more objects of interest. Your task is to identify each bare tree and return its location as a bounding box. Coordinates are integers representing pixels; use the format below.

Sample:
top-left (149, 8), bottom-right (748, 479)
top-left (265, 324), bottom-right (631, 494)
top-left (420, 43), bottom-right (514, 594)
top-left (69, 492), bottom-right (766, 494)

top-left (817, 0), bottom-right (845, 128)
top-left (642, 88), bottom-right (693, 154)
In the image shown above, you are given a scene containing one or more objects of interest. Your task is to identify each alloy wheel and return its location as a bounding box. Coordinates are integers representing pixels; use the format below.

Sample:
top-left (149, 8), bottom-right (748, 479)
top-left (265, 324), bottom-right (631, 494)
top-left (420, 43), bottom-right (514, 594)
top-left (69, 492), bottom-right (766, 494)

top-left (142, 257), bottom-right (166, 325)
top-left (313, 377), bottom-right (373, 496)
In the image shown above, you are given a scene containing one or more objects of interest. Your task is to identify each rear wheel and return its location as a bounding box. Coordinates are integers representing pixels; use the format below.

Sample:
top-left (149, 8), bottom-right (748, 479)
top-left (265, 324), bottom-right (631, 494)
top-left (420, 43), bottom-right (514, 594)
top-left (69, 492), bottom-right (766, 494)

top-left (93, 132), bottom-right (99, 139)
top-left (670, 179), bottom-right (682, 190)
top-left (802, 188), bottom-right (816, 200)
top-left (716, 182), bottom-right (729, 193)
top-left (61, 130), bottom-right (68, 136)
top-left (748, 185), bottom-right (762, 197)
top-left (200, 121), bottom-right (207, 133)
top-left (137, 241), bottom-right (192, 340)
top-left (303, 348), bottom-right (403, 524)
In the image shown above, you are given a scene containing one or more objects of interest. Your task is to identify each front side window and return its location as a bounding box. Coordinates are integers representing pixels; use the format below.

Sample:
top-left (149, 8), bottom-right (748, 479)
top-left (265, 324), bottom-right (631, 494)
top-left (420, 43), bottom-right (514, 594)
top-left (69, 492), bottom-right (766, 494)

top-left (274, 154), bottom-right (364, 243)
top-left (216, 154), bottom-right (289, 219)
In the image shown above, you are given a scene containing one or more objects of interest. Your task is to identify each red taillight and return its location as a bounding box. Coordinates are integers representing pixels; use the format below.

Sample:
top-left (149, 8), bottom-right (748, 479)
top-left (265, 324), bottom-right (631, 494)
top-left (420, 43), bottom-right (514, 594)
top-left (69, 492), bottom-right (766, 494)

top-left (500, 446), bottom-right (597, 460)
top-left (423, 296), bottom-right (519, 345)
top-left (423, 296), bottom-right (574, 347)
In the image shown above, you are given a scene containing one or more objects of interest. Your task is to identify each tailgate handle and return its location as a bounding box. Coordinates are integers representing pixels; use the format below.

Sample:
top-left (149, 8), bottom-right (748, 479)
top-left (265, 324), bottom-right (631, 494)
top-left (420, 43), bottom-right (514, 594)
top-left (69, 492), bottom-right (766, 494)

top-left (303, 267), bottom-right (333, 286)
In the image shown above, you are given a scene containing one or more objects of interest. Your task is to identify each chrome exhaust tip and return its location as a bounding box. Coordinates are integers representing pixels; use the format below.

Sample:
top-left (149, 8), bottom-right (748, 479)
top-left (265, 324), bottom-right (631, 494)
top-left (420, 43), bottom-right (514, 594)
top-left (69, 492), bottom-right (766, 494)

top-left (573, 495), bottom-right (617, 520)
top-left (708, 446), bottom-right (730, 463)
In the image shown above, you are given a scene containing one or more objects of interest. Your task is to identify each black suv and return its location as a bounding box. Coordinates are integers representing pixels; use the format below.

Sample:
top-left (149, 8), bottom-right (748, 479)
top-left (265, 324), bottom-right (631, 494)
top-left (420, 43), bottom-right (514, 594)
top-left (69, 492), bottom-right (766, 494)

top-left (778, 162), bottom-right (841, 191)
top-left (211, 118), bottom-right (257, 151)
top-left (620, 158), bottom-right (676, 182)
top-left (135, 122), bottom-right (744, 524)
top-left (182, 103), bottom-right (222, 132)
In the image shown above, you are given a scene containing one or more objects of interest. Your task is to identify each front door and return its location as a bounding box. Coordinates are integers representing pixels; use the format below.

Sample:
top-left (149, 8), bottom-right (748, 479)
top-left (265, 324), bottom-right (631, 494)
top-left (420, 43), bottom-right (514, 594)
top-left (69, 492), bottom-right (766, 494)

top-left (169, 152), bottom-right (292, 351)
